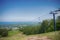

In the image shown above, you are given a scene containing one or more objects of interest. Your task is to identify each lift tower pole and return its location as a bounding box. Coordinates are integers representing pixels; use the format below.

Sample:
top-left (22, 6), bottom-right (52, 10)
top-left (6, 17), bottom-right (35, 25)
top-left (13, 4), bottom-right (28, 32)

top-left (50, 8), bottom-right (60, 31)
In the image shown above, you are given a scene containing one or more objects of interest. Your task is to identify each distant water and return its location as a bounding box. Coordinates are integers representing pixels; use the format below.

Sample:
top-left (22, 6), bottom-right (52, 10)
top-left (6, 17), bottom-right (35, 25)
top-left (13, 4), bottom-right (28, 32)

top-left (0, 22), bottom-right (38, 25)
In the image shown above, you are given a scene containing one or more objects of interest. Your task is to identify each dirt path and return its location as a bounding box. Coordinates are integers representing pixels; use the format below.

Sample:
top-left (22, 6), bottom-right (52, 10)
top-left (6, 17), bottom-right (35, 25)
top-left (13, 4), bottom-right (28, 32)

top-left (0, 33), bottom-right (52, 40)
top-left (27, 36), bottom-right (52, 40)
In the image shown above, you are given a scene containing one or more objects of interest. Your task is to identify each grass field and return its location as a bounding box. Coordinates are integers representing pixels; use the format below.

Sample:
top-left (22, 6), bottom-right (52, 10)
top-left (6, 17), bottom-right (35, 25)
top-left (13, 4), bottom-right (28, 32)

top-left (0, 31), bottom-right (60, 40)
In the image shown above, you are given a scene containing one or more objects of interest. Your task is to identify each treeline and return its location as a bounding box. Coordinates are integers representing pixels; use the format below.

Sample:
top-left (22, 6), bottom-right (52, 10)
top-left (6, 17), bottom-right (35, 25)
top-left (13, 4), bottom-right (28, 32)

top-left (19, 16), bottom-right (60, 35)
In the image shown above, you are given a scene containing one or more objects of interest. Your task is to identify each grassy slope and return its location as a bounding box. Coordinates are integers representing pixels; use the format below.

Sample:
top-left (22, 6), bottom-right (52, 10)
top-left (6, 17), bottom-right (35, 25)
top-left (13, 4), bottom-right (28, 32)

top-left (8, 30), bottom-right (20, 36)
top-left (0, 31), bottom-right (60, 40)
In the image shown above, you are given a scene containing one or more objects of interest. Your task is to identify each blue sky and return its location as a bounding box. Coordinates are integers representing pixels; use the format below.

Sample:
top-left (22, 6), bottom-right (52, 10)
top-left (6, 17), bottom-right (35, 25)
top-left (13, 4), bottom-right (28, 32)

top-left (0, 0), bottom-right (60, 22)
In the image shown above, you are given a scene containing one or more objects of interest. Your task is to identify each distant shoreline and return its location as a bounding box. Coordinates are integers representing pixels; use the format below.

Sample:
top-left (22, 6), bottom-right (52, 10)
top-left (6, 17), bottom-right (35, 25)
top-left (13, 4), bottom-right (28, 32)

top-left (0, 22), bottom-right (38, 25)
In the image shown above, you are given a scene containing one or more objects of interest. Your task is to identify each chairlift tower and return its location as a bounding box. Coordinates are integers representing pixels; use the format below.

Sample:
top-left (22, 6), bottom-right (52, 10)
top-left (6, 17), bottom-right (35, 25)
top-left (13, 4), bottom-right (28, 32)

top-left (38, 17), bottom-right (40, 23)
top-left (50, 8), bottom-right (60, 31)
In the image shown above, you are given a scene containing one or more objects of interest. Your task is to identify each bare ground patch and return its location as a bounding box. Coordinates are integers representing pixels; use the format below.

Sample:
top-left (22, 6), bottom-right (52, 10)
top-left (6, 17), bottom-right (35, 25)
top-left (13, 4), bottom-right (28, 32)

top-left (27, 36), bottom-right (52, 40)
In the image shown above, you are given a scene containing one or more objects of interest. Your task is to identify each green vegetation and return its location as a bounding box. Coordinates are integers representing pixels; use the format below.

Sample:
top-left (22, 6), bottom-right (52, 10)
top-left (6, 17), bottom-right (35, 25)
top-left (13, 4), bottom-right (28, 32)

top-left (0, 31), bottom-right (60, 40)
top-left (18, 16), bottom-right (60, 35)
top-left (0, 16), bottom-right (60, 40)
top-left (52, 31), bottom-right (60, 40)
top-left (8, 30), bottom-right (20, 36)
top-left (56, 16), bottom-right (60, 30)
top-left (0, 28), bottom-right (8, 37)
top-left (0, 29), bottom-right (20, 37)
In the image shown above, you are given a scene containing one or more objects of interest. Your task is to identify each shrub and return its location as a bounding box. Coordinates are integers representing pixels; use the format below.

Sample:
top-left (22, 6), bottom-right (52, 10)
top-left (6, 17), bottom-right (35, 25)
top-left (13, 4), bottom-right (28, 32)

top-left (0, 28), bottom-right (8, 37)
top-left (19, 25), bottom-right (40, 35)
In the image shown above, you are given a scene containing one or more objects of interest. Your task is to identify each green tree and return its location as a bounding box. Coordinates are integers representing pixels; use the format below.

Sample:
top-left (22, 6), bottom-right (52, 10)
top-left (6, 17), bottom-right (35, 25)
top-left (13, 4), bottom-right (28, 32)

top-left (40, 20), bottom-right (49, 33)
top-left (47, 19), bottom-right (54, 32)
top-left (56, 16), bottom-right (60, 30)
